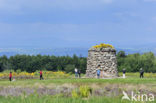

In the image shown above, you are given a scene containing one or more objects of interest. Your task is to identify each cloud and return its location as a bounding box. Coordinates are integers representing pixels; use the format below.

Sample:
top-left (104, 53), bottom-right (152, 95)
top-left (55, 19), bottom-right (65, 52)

top-left (100, 0), bottom-right (113, 4)
top-left (0, 0), bottom-right (113, 13)
top-left (0, 0), bottom-right (21, 12)
top-left (152, 16), bottom-right (156, 21)
top-left (150, 16), bottom-right (156, 25)
top-left (0, 0), bottom-right (156, 48)
top-left (144, 0), bottom-right (156, 2)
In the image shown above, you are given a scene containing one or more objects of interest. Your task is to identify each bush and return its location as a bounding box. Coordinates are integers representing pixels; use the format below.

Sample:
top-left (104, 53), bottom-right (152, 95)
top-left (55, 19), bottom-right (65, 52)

top-left (72, 90), bottom-right (79, 98)
top-left (16, 69), bottom-right (21, 74)
top-left (93, 43), bottom-right (114, 48)
top-left (79, 86), bottom-right (92, 98)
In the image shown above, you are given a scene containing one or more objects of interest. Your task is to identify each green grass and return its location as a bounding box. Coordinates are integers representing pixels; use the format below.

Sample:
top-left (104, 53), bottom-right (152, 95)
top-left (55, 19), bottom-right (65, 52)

top-left (0, 78), bottom-right (156, 87)
top-left (0, 95), bottom-right (155, 103)
top-left (0, 74), bottom-right (156, 103)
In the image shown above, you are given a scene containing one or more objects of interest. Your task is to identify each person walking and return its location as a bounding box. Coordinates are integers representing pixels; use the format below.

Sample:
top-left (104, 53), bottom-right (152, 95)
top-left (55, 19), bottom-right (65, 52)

top-left (78, 69), bottom-right (81, 78)
top-left (75, 68), bottom-right (78, 78)
top-left (9, 72), bottom-right (12, 82)
top-left (140, 68), bottom-right (144, 78)
top-left (122, 69), bottom-right (126, 78)
top-left (40, 70), bottom-right (44, 80)
top-left (97, 69), bottom-right (101, 79)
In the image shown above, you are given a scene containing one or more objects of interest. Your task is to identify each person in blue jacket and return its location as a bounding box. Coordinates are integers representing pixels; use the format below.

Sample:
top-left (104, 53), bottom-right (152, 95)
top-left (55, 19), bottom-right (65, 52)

top-left (97, 69), bottom-right (101, 79)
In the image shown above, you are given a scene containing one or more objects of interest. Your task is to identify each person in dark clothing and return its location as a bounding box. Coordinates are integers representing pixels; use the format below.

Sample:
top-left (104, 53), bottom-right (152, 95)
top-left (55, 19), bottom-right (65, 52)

top-left (40, 70), bottom-right (44, 80)
top-left (122, 69), bottom-right (126, 78)
top-left (140, 68), bottom-right (144, 78)
top-left (9, 72), bottom-right (12, 81)
top-left (78, 69), bottom-right (81, 78)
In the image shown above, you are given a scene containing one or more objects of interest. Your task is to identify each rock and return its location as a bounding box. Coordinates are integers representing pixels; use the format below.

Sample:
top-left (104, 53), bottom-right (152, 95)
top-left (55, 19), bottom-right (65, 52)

top-left (86, 47), bottom-right (118, 78)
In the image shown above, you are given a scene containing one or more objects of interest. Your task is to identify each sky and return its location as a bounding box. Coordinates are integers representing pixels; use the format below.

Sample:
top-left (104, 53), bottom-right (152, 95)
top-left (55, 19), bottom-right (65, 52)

top-left (0, 0), bottom-right (156, 48)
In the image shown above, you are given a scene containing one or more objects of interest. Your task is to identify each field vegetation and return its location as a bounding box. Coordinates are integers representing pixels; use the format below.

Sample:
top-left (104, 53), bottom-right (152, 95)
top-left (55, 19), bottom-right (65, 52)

top-left (0, 72), bottom-right (156, 103)
top-left (0, 51), bottom-right (156, 103)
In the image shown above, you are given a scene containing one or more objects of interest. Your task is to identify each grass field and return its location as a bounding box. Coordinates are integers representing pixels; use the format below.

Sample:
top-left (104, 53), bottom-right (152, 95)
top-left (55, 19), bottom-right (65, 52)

top-left (1, 96), bottom-right (154, 103)
top-left (0, 73), bottom-right (156, 103)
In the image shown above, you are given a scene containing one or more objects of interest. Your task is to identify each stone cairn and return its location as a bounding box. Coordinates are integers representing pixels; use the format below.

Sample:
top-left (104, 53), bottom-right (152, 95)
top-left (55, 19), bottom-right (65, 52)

top-left (86, 45), bottom-right (118, 78)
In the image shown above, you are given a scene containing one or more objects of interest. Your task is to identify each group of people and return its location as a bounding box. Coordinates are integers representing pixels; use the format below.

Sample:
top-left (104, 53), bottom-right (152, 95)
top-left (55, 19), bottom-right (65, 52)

top-left (9, 69), bottom-right (82, 81)
top-left (74, 68), bottom-right (81, 78)
top-left (96, 68), bottom-right (145, 79)
top-left (8, 68), bottom-right (145, 81)
top-left (122, 68), bottom-right (144, 78)
top-left (9, 70), bottom-right (44, 81)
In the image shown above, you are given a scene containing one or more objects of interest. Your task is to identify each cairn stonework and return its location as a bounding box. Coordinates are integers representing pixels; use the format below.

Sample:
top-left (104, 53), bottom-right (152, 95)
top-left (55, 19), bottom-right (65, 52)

top-left (86, 47), bottom-right (118, 78)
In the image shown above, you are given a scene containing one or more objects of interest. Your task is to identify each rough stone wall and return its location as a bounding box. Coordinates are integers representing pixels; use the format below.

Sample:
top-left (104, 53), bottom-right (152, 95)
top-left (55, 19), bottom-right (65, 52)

top-left (86, 47), bottom-right (118, 78)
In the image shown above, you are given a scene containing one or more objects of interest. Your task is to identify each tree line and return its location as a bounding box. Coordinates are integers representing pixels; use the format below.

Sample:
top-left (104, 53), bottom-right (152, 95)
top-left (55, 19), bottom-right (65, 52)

top-left (0, 54), bottom-right (86, 73)
top-left (0, 51), bottom-right (156, 73)
top-left (117, 51), bottom-right (156, 73)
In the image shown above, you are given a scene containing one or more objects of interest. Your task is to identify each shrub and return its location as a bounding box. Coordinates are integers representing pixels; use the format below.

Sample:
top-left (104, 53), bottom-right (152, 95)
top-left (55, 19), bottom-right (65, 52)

top-left (93, 43), bottom-right (114, 49)
top-left (72, 90), bottom-right (79, 98)
top-left (16, 69), bottom-right (21, 74)
top-left (79, 86), bottom-right (92, 98)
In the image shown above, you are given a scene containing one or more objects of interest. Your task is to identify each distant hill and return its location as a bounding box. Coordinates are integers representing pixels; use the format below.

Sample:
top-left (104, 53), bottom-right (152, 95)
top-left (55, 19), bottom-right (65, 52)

top-left (0, 48), bottom-right (88, 57)
top-left (0, 47), bottom-right (155, 57)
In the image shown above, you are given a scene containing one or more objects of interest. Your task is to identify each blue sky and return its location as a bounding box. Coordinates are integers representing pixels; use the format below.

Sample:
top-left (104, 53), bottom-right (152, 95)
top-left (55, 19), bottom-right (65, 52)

top-left (0, 0), bottom-right (156, 48)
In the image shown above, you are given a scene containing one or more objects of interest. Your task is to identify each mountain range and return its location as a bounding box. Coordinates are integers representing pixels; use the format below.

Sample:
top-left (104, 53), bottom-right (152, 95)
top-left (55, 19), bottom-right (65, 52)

top-left (0, 47), bottom-right (155, 57)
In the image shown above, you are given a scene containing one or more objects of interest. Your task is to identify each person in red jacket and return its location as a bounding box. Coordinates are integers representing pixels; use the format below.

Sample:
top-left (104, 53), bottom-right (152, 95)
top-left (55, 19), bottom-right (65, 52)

top-left (40, 70), bottom-right (44, 80)
top-left (9, 72), bottom-right (12, 81)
